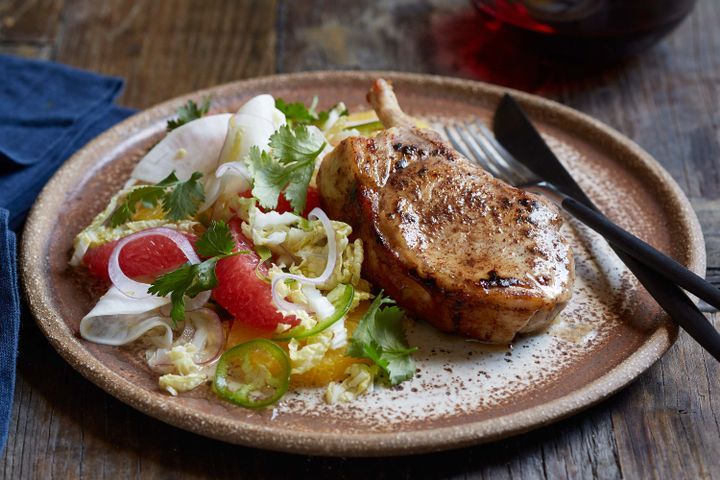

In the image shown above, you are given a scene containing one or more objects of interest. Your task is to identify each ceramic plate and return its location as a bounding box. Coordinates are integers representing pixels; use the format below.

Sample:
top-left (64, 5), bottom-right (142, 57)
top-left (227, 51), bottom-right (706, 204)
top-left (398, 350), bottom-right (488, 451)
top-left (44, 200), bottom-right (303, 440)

top-left (21, 72), bottom-right (704, 456)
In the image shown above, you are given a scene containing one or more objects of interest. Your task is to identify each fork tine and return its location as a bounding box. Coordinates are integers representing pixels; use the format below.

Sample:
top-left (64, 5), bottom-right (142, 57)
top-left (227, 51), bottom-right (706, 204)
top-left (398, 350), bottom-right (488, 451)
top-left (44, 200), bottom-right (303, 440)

top-left (443, 124), bottom-right (478, 163)
top-left (472, 121), bottom-right (536, 184)
top-left (466, 122), bottom-right (526, 185)
top-left (453, 123), bottom-right (509, 180)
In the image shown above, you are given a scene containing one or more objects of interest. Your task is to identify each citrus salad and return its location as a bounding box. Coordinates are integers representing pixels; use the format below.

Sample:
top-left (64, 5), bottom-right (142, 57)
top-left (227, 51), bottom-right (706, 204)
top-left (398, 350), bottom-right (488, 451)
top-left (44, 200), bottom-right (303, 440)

top-left (71, 94), bottom-right (417, 408)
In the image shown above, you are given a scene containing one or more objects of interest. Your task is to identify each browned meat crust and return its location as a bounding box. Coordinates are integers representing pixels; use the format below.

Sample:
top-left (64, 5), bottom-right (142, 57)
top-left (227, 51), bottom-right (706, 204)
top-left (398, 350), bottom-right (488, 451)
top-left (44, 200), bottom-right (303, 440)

top-left (317, 80), bottom-right (574, 343)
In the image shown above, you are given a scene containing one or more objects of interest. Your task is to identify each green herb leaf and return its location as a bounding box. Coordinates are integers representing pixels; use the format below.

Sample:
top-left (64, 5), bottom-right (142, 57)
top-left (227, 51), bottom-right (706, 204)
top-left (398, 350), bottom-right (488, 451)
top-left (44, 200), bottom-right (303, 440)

top-left (249, 125), bottom-right (325, 214)
top-left (195, 220), bottom-right (234, 258)
top-left (110, 171), bottom-right (206, 227)
top-left (275, 98), bottom-right (317, 126)
top-left (167, 98), bottom-right (211, 131)
top-left (269, 124), bottom-right (326, 164)
top-left (163, 171), bottom-right (205, 221)
top-left (185, 258), bottom-right (219, 297)
top-left (156, 171), bottom-right (180, 187)
top-left (148, 259), bottom-right (218, 324)
top-left (348, 291), bottom-right (417, 385)
top-left (108, 185), bottom-right (165, 227)
top-left (147, 220), bottom-right (247, 323)
top-left (147, 263), bottom-right (195, 324)
top-left (281, 161), bottom-right (315, 214)
top-left (275, 97), bottom-right (348, 128)
top-left (248, 146), bottom-right (288, 210)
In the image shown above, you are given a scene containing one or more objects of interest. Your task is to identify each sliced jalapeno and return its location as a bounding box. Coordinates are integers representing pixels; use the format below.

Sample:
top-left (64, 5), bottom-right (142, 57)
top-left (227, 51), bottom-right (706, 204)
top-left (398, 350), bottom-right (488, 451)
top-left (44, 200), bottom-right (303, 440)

top-left (213, 339), bottom-right (290, 408)
top-left (273, 284), bottom-right (354, 341)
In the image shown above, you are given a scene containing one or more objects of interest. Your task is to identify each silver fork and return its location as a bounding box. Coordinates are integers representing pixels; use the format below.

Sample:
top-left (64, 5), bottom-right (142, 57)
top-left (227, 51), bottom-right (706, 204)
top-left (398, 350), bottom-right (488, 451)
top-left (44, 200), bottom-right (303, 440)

top-left (442, 119), bottom-right (720, 313)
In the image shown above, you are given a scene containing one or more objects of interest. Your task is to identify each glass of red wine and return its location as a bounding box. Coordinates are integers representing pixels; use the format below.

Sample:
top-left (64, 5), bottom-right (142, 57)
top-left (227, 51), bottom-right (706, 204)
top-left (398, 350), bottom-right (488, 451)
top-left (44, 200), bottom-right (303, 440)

top-left (472, 0), bottom-right (697, 63)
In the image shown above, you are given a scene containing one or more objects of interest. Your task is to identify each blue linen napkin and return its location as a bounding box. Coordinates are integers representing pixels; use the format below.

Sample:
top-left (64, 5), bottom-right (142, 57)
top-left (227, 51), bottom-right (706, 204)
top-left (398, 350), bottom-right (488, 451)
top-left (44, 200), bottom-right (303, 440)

top-left (0, 209), bottom-right (18, 454)
top-left (0, 55), bottom-right (136, 453)
top-left (0, 55), bottom-right (136, 230)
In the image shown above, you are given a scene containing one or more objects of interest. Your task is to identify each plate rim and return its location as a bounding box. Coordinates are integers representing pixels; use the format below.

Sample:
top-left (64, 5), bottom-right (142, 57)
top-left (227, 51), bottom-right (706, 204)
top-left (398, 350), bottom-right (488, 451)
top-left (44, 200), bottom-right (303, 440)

top-left (20, 70), bottom-right (703, 456)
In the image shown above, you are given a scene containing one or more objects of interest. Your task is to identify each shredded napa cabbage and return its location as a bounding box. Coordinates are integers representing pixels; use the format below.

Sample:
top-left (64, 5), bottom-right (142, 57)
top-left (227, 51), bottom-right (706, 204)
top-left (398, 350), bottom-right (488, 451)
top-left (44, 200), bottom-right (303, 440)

top-left (158, 343), bottom-right (207, 396)
top-left (288, 330), bottom-right (333, 375)
top-left (210, 194), bottom-right (256, 224)
top-left (70, 185), bottom-right (199, 266)
top-left (242, 201), bottom-right (370, 292)
top-left (324, 364), bottom-right (377, 404)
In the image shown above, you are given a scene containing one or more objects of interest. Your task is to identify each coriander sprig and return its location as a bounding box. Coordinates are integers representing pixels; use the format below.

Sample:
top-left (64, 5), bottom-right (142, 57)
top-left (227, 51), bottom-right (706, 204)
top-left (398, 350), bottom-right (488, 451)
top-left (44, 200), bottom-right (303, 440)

top-left (275, 97), bottom-right (347, 128)
top-left (148, 220), bottom-right (247, 324)
top-left (109, 171), bottom-right (205, 227)
top-left (167, 98), bottom-right (211, 131)
top-left (347, 291), bottom-right (418, 385)
top-left (249, 124), bottom-right (326, 214)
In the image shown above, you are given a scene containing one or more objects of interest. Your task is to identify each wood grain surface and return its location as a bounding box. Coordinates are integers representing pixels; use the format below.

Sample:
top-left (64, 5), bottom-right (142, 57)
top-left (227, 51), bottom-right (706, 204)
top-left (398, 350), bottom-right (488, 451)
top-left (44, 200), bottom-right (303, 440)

top-left (1, 0), bottom-right (719, 478)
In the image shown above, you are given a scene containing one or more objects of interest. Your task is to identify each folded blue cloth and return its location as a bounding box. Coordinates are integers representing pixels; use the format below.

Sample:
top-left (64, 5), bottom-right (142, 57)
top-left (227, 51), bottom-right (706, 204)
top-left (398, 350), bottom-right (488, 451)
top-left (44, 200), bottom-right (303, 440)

top-left (0, 55), bottom-right (136, 453)
top-left (0, 209), bottom-right (18, 454)
top-left (0, 55), bottom-right (136, 230)
top-left (0, 55), bottom-right (127, 166)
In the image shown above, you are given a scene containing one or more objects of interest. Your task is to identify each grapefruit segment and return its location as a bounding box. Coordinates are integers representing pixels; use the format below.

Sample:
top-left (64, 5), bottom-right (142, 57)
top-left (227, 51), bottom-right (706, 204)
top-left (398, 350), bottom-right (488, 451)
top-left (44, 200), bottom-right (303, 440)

top-left (213, 217), bottom-right (298, 330)
top-left (83, 232), bottom-right (197, 282)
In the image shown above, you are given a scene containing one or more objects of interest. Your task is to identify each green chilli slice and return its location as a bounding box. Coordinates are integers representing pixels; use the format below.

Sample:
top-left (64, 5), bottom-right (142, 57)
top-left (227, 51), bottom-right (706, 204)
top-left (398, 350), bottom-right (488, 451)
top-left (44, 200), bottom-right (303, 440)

top-left (273, 284), bottom-right (354, 341)
top-left (212, 339), bottom-right (291, 408)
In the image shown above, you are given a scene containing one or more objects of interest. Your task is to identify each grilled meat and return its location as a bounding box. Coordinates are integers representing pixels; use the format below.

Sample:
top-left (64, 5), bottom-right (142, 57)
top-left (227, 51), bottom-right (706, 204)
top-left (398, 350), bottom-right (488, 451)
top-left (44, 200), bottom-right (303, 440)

top-left (317, 79), bottom-right (574, 343)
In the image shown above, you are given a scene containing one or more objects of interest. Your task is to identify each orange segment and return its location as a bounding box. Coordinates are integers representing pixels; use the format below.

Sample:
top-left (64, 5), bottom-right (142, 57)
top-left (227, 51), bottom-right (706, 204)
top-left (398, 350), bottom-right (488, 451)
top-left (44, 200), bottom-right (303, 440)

top-left (291, 300), bottom-right (372, 388)
top-left (291, 350), bottom-right (371, 387)
top-left (226, 319), bottom-right (273, 348)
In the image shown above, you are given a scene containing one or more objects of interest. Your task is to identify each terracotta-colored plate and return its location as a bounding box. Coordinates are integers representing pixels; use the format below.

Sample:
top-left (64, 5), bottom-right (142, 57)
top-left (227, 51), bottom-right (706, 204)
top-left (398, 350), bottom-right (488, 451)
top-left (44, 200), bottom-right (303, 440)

top-left (21, 71), bottom-right (704, 457)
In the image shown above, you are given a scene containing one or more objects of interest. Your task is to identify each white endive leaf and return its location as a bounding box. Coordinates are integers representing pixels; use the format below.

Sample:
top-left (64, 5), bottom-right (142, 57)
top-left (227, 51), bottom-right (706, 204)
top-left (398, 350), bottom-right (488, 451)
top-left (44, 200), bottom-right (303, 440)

top-left (209, 95), bottom-right (287, 200)
top-left (79, 286), bottom-right (172, 347)
top-left (130, 113), bottom-right (232, 185)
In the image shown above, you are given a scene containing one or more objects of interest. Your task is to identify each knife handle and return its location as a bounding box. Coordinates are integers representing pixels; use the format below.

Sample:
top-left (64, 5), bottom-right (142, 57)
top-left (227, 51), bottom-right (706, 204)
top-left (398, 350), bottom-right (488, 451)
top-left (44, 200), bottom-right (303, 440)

top-left (560, 196), bottom-right (720, 311)
top-left (616, 250), bottom-right (720, 361)
top-left (559, 196), bottom-right (720, 360)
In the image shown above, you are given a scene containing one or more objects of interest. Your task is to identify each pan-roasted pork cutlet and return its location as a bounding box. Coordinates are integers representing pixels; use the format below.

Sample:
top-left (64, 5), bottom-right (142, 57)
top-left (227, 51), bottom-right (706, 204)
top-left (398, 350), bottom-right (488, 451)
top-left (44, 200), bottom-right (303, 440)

top-left (317, 80), bottom-right (574, 343)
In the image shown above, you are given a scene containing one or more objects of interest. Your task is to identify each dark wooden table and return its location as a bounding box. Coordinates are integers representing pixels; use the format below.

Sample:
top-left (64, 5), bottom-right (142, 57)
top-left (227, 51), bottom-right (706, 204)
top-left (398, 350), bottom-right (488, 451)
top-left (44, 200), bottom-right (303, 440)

top-left (2, 1), bottom-right (719, 478)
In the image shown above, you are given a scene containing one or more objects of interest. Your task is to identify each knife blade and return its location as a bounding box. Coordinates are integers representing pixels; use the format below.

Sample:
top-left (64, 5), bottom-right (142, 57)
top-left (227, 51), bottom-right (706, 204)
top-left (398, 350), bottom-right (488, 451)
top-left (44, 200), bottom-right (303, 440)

top-left (492, 93), bottom-right (720, 362)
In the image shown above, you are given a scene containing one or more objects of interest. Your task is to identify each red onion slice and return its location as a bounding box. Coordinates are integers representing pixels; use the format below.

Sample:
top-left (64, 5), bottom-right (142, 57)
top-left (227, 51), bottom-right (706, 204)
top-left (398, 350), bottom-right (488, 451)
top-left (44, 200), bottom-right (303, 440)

top-left (271, 208), bottom-right (337, 313)
top-left (185, 290), bottom-right (212, 312)
top-left (108, 227), bottom-right (200, 299)
top-left (189, 308), bottom-right (225, 366)
top-left (147, 308), bottom-right (225, 369)
top-left (215, 161), bottom-right (252, 182)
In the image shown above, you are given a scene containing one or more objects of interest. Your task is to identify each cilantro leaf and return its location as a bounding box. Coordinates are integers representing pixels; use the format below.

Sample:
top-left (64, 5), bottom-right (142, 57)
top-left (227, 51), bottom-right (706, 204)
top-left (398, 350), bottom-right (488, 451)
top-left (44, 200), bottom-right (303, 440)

top-left (156, 171), bottom-right (180, 187)
top-left (249, 125), bottom-right (325, 214)
top-left (275, 98), bottom-right (316, 125)
top-left (275, 97), bottom-right (348, 128)
top-left (148, 260), bottom-right (218, 324)
top-left (109, 171), bottom-right (205, 227)
top-left (269, 124), bottom-right (326, 163)
top-left (167, 98), bottom-right (211, 131)
top-left (147, 220), bottom-right (248, 324)
top-left (163, 171), bottom-right (205, 221)
top-left (147, 263), bottom-right (195, 324)
top-left (195, 220), bottom-right (234, 257)
top-left (282, 165), bottom-right (314, 214)
top-left (108, 185), bottom-right (165, 227)
top-left (348, 292), bottom-right (418, 385)
top-left (185, 258), bottom-right (219, 297)
top-left (249, 146), bottom-right (288, 210)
